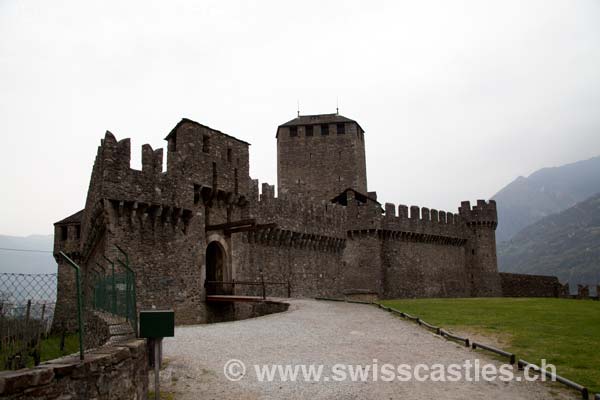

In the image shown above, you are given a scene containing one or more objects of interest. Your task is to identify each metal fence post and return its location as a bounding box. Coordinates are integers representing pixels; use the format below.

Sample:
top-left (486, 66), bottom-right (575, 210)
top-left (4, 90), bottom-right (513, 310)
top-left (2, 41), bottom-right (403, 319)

top-left (59, 252), bottom-right (85, 361)
top-left (116, 245), bottom-right (138, 337)
top-left (103, 256), bottom-right (117, 314)
top-left (95, 262), bottom-right (107, 311)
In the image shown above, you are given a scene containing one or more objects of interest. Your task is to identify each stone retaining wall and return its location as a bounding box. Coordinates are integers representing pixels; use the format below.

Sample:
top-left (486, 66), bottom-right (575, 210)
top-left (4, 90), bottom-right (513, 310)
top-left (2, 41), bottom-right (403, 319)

top-left (0, 339), bottom-right (148, 400)
top-left (500, 272), bottom-right (561, 297)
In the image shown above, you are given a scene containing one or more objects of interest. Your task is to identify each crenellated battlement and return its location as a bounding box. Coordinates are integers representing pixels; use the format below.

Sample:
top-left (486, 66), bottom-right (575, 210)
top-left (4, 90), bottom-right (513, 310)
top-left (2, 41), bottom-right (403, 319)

top-left (249, 180), bottom-right (347, 238)
top-left (382, 203), bottom-right (460, 225)
top-left (458, 199), bottom-right (498, 228)
top-left (97, 133), bottom-right (166, 179)
top-left (141, 144), bottom-right (164, 175)
top-left (248, 180), bottom-right (475, 243)
top-left (372, 201), bottom-right (465, 239)
top-left (88, 123), bottom-right (253, 211)
top-left (89, 131), bottom-right (182, 207)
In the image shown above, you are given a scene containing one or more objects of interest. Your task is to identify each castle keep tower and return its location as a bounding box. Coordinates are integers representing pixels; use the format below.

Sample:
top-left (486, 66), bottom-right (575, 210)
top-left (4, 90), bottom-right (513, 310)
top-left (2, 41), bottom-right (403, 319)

top-left (276, 113), bottom-right (367, 202)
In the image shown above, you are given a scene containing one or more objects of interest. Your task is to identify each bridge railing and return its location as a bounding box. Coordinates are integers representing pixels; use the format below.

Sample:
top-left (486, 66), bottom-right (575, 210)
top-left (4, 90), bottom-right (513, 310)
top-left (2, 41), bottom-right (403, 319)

top-left (204, 279), bottom-right (291, 299)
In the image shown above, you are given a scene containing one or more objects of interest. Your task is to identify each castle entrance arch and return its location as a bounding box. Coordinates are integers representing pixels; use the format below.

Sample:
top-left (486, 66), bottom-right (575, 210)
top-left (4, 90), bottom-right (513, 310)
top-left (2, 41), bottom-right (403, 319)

top-left (205, 240), bottom-right (230, 295)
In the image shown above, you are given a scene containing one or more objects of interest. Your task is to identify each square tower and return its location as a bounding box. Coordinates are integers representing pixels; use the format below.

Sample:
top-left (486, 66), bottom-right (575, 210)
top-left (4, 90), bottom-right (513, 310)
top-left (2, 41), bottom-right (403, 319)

top-left (276, 113), bottom-right (368, 201)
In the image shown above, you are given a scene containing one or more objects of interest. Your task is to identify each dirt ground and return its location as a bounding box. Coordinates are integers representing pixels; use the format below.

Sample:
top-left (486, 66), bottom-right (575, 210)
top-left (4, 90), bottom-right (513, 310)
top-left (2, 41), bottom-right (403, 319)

top-left (157, 299), bottom-right (577, 400)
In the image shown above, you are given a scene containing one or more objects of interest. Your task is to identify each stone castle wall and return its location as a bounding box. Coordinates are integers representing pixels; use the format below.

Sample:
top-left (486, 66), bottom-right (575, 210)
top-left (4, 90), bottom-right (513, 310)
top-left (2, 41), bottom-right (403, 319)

top-left (234, 180), bottom-right (347, 298)
top-left (53, 116), bottom-right (506, 331)
top-left (382, 239), bottom-right (469, 298)
top-left (500, 272), bottom-right (562, 297)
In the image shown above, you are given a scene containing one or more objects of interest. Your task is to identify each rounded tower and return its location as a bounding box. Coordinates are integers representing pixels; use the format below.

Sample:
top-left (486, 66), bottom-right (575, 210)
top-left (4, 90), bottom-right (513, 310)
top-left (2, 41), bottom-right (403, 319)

top-left (459, 199), bottom-right (502, 297)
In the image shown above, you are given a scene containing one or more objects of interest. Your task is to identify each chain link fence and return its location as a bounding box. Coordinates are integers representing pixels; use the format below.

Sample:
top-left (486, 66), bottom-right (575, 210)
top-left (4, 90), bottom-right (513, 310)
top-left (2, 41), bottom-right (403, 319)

top-left (90, 268), bottom-right (137, 331)
top-left (0, 273), bottom-right (57, 369)
top-left (0, 246), bottom-right (139, 370)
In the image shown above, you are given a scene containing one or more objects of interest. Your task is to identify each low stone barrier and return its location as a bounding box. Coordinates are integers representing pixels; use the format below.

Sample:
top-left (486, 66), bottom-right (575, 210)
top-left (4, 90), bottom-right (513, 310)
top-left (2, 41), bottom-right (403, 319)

top-left (377, 303), bottom-right (593, 399)
top-left (518, 359), bottom-right (589, 400)
top-left (0, 339), bottom-right (148, 400)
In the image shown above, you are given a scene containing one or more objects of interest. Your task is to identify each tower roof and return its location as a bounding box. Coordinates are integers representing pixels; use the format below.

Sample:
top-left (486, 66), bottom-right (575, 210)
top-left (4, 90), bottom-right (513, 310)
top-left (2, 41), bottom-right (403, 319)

top-left (277, 113), bottom-right (364, 138)
top-left (54, 209), bottom-right (84, 225)
top-left (164, 118), bottom-right (250, 146)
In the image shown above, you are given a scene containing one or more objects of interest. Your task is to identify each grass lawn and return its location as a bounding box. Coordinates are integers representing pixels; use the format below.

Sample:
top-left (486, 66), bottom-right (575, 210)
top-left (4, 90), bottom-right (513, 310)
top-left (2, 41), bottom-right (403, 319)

top-left (379, 298), bottom-right (600, 394)
top-left (0, 334), bottom-right (80, 370)
top-left (39, 334), bottom-right (80, 363)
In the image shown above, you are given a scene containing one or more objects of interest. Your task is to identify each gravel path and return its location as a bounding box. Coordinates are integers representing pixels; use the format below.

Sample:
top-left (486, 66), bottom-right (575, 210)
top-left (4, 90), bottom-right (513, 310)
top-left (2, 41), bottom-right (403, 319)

top-left (160, 299), bottom-right (572, 399)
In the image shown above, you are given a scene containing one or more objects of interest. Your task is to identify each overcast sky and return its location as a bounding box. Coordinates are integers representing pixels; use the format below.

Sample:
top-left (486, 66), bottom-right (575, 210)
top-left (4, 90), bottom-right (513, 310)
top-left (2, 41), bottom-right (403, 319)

top-left (1, 0), bottom-right (599, 236)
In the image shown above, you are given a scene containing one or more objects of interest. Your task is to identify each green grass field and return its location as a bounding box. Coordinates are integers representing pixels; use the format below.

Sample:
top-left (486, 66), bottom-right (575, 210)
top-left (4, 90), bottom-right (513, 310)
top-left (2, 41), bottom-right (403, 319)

top-left (379, 298), bottom-right (600, 394)
top-left (0, 334), bottom-right (80, 370)
top-left (38, 334), bottom-right (80, 363)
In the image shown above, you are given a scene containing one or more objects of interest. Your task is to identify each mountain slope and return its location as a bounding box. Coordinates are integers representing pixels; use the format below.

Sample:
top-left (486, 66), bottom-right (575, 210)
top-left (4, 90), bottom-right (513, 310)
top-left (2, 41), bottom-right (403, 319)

top-left (0, 234), bottom-right (56, 274)
top-left (497, 193), bottom-right (600, 284)
top-left (492, 156), bottom-right (600, 242)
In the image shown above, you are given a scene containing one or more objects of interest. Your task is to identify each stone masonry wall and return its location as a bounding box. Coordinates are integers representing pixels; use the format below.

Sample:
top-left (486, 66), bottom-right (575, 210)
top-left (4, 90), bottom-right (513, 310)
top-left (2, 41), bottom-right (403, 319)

top-left (63, 119), bottom-right (252, 325)
top-left (52, 221), bottom-right (83, 333)
top-left (0, 339), bottom-right (148, 400)
top-left (277, 121), bottom-right (367, 202)
top-left (460, 200), bottom-right (503, 297)
top-left (500, 272), bottom-right (562, 297)
top-left (100, 199), bottom-right (207, 325)
top-left (382, 239), bottom-right (469, 298)
top-left (342, 235), bottom-right (383, 295)
top-left (233, 235), bottom-right (344, 299)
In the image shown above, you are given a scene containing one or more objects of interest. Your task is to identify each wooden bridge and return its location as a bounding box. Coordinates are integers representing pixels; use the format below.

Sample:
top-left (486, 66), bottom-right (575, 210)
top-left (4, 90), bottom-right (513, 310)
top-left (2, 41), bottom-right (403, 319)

top-left (204, 279), bottom-right (291, 301)
top-left (205, 294), bottom-right (271, 303)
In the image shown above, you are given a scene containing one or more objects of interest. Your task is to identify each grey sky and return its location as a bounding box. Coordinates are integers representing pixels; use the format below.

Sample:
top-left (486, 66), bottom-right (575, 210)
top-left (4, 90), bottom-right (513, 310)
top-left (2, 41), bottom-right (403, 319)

top-left (1, 0), bottom-right (599, 236)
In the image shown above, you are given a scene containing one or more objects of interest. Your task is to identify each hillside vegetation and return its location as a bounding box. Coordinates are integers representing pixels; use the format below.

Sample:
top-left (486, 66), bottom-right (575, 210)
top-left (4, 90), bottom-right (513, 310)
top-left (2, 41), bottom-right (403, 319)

top-left (492, 156), bottom-right (600, 242)
top-left (498, 193), bottom-right (600, 285)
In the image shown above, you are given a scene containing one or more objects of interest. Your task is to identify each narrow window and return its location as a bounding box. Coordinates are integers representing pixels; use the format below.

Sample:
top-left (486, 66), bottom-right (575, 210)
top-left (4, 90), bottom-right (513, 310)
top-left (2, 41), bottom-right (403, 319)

top-left (212, 162), bottom-right (217, 188)
top-left (60, 226), bottom-right (68, 241)
top-left (169, 136), bottom-right (177, 152)
top-left (227, 148), bottom-right (232, 162)
top-left (321, 124), bottom-right (329, 135)
top-left (338, 151), bottom-right (342, 160)
top-left (309, 153), bottom-right (312, 160)
top-left (289, 126), bottom-right (298, 137)
top-left (234, 168), bottom-right (238, 194)
top-left (337, 123), bottom-right (345, 134)
top-left (75, 225), bottom-right (81, 239)
top-left (203, 135), bottom-right (210, 153)
top-left (194, 184), bottom-right (201, 204)
top-left (305, 125), bottom-right (313, 137)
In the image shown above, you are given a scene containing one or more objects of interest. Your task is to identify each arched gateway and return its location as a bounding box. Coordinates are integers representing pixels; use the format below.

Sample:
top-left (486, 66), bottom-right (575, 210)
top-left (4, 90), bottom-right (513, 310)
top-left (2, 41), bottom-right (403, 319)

top-left (205, 241), bottom-right (228, 295)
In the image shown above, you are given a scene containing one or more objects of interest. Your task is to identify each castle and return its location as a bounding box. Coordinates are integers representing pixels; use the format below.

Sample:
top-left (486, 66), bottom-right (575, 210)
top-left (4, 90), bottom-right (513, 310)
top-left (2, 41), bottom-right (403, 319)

top-left (53, 113), bottom-right (503, 326)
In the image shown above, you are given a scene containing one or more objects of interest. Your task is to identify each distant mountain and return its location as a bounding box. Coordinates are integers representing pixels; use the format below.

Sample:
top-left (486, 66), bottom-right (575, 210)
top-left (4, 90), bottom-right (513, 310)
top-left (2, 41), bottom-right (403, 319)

top-left (492, 156), bottom-right (600, 242)
top-left (497, 192), bottom-right (600, 285)
top-left (0, 234), bottom-right (56, 274)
